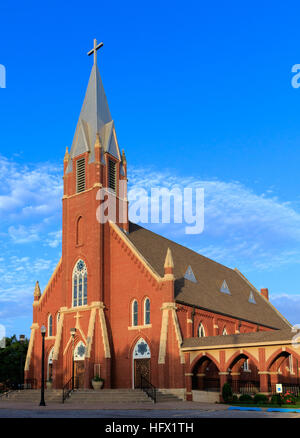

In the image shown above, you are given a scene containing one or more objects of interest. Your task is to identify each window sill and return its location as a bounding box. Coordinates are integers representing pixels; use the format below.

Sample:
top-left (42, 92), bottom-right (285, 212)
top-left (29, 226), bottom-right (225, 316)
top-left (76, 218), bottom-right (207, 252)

top-left (45, 336), bottom-right (56, 340)
top-left (128, 324), bottom-right (152, 330)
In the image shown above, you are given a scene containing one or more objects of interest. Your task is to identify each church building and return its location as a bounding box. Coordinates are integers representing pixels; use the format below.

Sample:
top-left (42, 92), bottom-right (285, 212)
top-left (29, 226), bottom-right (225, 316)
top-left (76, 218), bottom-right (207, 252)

top-left (24, 40), bottom-right (300, 401)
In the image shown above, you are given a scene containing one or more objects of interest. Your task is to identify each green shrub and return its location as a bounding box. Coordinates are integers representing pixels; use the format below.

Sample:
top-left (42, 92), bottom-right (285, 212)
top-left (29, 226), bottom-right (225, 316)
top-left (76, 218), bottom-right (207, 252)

top-left (222, 383), bottom-right (233, 403)
top-left (253, 393), bottom-right (268, 404)
top-left (238, 394), bottom-right (253, 403)
top-left (232, 394), bottom-right (238, 403)
top-left (271, 394), bottom-right (281, 405)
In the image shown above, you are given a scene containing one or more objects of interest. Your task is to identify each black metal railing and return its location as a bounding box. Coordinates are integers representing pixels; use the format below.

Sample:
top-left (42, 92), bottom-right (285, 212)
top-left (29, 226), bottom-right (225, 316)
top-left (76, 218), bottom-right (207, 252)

top-left (0, 378), bottom-right (37, 393)
top-left (231, 380), bottom-right (260, 395)
top-left (140, 375), bottom-right (156, 403)
top-left (62, 377), bottom-right (75, 403)
top-left (268, 383), bottom-right (300, 397)
top-left (202, 378), bottom-right (220, 392)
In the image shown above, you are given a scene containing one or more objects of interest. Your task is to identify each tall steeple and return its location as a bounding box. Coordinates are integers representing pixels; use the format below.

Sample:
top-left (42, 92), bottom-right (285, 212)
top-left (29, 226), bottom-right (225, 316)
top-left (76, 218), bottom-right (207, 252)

top-left (66, 40), bottom-right (121, 173)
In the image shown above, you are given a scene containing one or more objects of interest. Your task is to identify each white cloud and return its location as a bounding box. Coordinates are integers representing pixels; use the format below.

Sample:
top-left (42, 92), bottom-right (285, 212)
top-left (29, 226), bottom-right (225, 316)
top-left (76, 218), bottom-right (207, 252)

top-left (128, 166), bottom-right (300, 271)
top-left (8, 225), bottom-right (40, 244)
top-left (45, 230), bottom-right (62, 248)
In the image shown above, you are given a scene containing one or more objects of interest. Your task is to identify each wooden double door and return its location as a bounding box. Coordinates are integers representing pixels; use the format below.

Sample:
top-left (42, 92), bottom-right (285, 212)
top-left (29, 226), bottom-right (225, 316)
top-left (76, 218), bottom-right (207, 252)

top-left (74, 361), bottom-right (85, 388)
top-left (134, 359), bottom-right (150, 388)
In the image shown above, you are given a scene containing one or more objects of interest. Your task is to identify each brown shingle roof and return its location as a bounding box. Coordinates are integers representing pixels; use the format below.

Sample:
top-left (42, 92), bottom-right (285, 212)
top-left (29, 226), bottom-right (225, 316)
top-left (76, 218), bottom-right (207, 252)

top-left (181, 329), bottom-right (296, 349)
top-left (127, 222), bottom-right (291, 330)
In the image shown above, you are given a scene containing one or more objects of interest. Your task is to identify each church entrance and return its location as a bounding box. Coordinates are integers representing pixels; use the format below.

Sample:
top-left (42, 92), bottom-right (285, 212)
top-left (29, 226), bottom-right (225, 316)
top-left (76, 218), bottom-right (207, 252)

top-left (132, 338), bottom-right (151, 388)
top-left (74, 341), bottom-right (86, 389)
top-left (74, 361), bottom-right (85, 388)
top-left (134, 359), bottom-right (150, 388)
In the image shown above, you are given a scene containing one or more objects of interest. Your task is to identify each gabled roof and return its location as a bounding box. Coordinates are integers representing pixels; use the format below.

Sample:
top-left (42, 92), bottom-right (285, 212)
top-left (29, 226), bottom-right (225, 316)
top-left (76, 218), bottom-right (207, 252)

top-left (66, 64), bottom-right (120, 173)
top-left (127, 222), bottom-right (291, 330)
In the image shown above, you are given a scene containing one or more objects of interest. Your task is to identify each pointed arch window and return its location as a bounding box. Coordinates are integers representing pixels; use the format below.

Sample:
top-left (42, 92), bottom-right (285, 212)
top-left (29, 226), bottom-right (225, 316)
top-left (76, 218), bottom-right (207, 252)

top-left (144, 298), bottom-right (150, 325)
top-left (48, 314), bottom-right (53, 337)
top-left (132, 300), bottom-right (138, 326)
top-left (222, 327), bottom-right (228, 336)
top-left (198, 323), bottom-right (206, 338)
top-left (76, 216), bottom-right (83, 245)
top-left (73, 260), bottom-right (88, 307)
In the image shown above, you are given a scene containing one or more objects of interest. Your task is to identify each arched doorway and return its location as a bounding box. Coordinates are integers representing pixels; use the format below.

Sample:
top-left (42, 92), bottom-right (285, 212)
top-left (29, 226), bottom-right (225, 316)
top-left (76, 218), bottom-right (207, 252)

top-left (226, 353), bottom-right (260, 394)
top-left (267, 351), bottom-right (299, 394)
top-left (132, 338), bottom-right (151, 388)
top-left (192, 356), bottom-right (220, 392)
top-left (74, 341), bottom-right (86, 388)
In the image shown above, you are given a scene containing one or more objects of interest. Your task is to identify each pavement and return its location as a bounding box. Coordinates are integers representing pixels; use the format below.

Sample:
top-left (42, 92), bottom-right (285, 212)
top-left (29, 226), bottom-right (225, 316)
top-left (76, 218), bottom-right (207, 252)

top-left (0, 400), bottom-right (300, 418)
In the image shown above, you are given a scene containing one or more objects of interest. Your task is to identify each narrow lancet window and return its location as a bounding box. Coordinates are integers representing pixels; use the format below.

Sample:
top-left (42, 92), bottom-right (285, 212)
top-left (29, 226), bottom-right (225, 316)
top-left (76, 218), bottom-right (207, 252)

top-left (73, 260), bottom-right (87, 307)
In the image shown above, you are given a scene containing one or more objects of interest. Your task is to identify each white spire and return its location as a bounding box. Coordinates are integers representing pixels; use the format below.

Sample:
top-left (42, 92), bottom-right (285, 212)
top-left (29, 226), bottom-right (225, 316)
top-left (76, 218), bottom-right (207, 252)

top-left (66, 44), bottom-right (121, 172)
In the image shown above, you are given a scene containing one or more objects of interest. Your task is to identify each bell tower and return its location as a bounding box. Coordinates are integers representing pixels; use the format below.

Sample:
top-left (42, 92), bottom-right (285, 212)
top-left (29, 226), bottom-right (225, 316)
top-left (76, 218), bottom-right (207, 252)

top-left (61, 39), bottom-right (128, 307)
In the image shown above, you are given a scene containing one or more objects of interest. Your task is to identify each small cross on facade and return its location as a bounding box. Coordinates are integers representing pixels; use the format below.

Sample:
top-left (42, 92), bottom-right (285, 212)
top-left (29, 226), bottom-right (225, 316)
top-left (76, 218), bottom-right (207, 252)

top-left (87, 39), bottom-right (104, 65)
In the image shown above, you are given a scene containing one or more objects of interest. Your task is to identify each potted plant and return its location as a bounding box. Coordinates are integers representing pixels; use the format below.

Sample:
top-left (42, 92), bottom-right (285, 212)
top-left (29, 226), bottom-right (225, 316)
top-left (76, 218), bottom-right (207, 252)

top-left (92, 375), bottom-right (104, 390)
top-left (46, 377), bottom-right (53, 389)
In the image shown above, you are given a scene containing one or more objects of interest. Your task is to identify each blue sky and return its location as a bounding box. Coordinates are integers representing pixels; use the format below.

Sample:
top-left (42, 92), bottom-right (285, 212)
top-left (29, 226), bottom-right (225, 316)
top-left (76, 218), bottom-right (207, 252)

top-left (1, 0), bottom-right (300, 337)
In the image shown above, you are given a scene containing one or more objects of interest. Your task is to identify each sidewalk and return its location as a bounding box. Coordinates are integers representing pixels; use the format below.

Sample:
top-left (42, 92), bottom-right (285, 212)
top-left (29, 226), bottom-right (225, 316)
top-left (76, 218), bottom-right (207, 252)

top-left (0, 400), bottom-right (227, 411)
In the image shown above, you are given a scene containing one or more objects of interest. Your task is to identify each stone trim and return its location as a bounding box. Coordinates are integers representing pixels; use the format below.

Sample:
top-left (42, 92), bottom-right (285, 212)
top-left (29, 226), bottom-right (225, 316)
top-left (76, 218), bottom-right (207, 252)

top-left (53, 312), bottom-right (64, 360)
top-left (128, 324), bottom-right (152, 330)
top-left (24, 324), bottom-right (38, 371)
top-left (86, 307), bottom-right (96, 358)
top-left (99, 307), bottom-right (111, 358)
top-left (62, 182), bottom-right (103, 200)
top-left (171, 307), bottom-right (185, 364)
top-left (158, 308), bottom-right (169, 364)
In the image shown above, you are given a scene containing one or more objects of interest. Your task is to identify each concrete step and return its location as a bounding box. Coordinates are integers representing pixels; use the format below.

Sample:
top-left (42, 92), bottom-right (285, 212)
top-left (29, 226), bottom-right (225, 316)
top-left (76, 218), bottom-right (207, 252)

top-left (156, 392), bottom-right (183, 402)
top-left (66, 389), bottom-right (152, 404)
top-left (0, 390), bottom-right (62, 403)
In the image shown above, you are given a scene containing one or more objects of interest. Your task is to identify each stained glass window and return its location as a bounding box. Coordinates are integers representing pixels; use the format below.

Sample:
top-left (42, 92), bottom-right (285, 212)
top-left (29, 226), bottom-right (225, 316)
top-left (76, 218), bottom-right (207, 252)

top-left (144, 298), bottom-right (150, 325)
top-left (73, 260), bottom-right (87, 307)
top-left (132, 300), bottom-right (138, 326)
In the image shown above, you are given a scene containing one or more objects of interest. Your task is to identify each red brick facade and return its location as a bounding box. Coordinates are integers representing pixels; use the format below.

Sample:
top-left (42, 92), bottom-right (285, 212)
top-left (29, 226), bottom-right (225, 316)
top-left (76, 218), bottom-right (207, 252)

top-left (24, 60), bottom-right (299, 398)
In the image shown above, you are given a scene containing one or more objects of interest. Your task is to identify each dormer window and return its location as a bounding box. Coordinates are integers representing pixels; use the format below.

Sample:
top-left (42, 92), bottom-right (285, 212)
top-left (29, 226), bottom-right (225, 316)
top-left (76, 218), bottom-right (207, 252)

top-left (220, 280), bottom-right (230, 294)
top-left (248, 291), bottom-right (256, 304)
top-left (76, 158), bottom-right (86, 193)
top-left (184, 265), bottom-right (197, 283)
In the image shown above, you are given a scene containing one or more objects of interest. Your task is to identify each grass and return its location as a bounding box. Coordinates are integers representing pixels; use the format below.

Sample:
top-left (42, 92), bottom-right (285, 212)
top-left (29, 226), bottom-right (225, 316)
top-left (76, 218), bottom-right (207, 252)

top-left (229, 402), bottom-right (300, 409)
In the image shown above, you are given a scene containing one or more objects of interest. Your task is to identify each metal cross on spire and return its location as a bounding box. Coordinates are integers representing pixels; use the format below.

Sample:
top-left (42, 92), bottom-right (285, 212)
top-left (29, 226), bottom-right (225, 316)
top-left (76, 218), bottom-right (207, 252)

top-left (87, 38), bottom-right (104, 65)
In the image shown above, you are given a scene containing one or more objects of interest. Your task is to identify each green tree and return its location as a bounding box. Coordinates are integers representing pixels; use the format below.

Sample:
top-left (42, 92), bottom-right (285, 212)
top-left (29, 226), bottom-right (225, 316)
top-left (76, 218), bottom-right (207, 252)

top-left (0, 335), bottom-right (29, 389)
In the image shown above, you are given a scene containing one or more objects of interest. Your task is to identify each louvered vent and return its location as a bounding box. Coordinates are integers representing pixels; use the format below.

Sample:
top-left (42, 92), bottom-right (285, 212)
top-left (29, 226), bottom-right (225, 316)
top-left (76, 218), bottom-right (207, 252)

top-left (76, 158), bottom-right (86, 193)
top-left (108, 159), bottom-right (116, 192)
